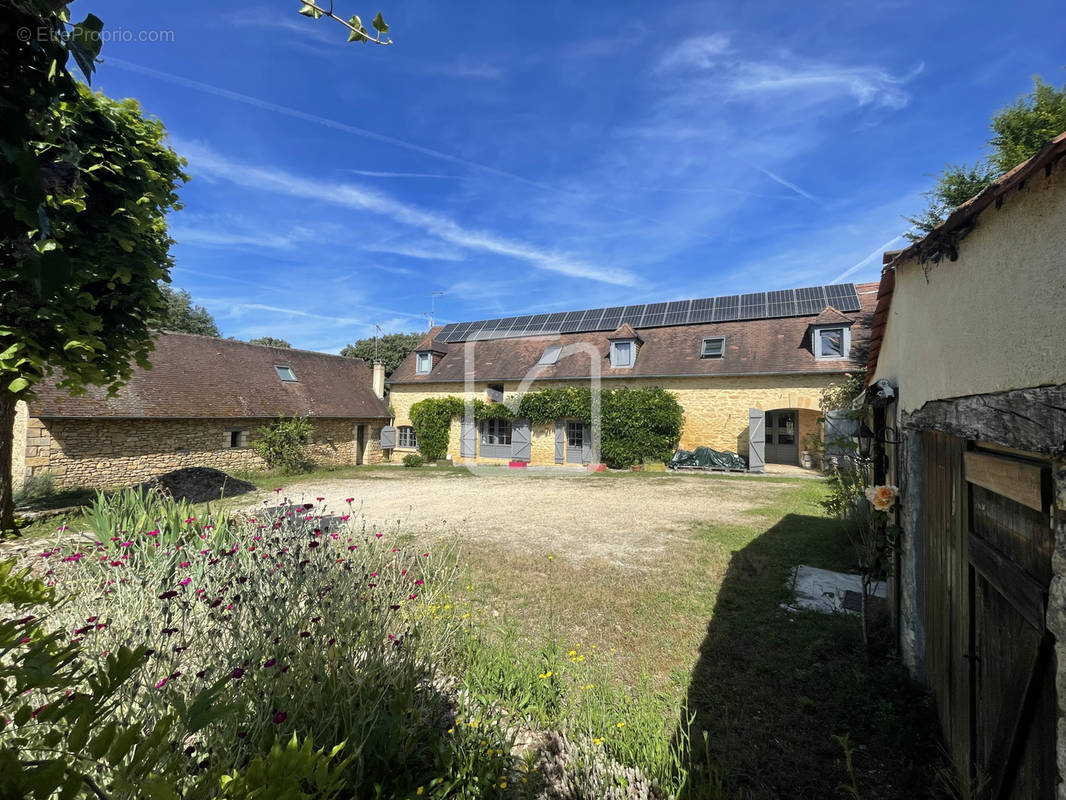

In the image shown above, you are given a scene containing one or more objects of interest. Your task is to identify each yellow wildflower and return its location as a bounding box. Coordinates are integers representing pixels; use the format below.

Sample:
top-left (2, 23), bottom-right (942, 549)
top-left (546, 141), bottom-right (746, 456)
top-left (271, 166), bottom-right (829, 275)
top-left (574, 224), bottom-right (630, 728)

top-left (616, 722), bottom-right (626, 729)
top-left (499, 781), bottom-right (507, 789)
top-left (417, 788), bottom-right (424, 797)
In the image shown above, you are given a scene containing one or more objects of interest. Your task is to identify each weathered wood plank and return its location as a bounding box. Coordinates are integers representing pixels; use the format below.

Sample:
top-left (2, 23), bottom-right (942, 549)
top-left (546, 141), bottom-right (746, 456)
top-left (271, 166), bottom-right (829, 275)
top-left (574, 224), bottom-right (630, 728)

top-left (964, 451), bottom-right (1046, 511)
top-left (968, 533), bottom-right (1047, 632)
top-left (902, 384), bottom-right (1066, 457)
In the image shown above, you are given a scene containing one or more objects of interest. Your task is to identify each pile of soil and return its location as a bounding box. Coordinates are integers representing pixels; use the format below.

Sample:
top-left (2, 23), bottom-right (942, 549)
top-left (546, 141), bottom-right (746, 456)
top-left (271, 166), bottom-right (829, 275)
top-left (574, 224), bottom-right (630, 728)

top-left (135, 467), bottom-right (257, 505)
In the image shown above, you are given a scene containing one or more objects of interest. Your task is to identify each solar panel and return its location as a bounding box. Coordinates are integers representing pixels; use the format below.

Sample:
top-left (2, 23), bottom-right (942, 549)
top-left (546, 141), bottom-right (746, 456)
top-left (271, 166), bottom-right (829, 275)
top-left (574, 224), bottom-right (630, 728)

top-left (599, 307), bottom-right (623, 330)
top-left (620, 305), bottom-right (645, 328)
top-left (579, 308), bottom-right (606, 331)
top-left (559, 311), bottom-right (585, 333)
top-left (825, 284), bottom-right (861, 312)
top-left (738, 292), bottom-right (767, 320)
top-left (711, 295), bottom-right (739, 322)
top-left (663, 300), bottom-right (690, 326)
top-left (767, 289), bottom-right (796, 318)
top-left (437, 283), bottom-right (858, 341)
top-left (794, 286), bottom-right (826, 315)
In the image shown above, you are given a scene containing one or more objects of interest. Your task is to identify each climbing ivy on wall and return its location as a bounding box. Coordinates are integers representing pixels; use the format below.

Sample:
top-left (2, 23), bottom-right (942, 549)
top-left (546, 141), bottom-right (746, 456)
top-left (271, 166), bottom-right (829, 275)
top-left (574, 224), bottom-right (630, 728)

top-left (410, 387), bottom-right (683, 468)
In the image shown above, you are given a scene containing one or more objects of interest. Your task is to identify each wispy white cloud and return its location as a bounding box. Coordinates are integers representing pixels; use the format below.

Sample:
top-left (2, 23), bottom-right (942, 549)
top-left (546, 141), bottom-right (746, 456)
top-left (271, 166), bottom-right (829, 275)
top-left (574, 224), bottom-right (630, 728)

top-left (832, 234), bottom-right (907, 283)
top-left (426, 59), bottom-right (504, 80)
top-left (171, 224), bottom-right (315, 250)
top-left (755, 167), bottom-right (818, 202)
top-left (346, 169), bottom-right (463, 179)
top-left (654, 33), bottom-right (920, 111)
top-left (179, 141), bottom-right (639, 287)
top-left (364, 242), bottom-right (467, 262)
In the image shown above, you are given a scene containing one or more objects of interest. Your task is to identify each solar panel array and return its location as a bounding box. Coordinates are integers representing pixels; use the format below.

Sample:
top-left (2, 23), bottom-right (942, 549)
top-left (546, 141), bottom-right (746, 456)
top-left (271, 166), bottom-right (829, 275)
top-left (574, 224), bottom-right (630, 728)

top-left (435, 283), bottom-right (861, 343)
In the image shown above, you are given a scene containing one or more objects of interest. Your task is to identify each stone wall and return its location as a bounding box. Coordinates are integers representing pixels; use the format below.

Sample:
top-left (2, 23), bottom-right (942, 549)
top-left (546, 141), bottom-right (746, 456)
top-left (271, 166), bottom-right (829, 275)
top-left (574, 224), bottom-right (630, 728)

top-left (23, 416), bottom-right (385, 489)
top-left (11, 400), bottom-right (28, 492)
top-left (388, 374), bottom-right (840, 467)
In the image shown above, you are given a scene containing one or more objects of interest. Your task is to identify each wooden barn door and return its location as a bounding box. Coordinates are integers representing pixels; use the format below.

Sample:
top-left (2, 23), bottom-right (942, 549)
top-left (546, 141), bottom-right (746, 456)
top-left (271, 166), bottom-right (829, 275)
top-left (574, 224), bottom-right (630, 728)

top-left (964, 448), bottom-right (1055, 799)
top-left (921, 432), bottom-right (1056, 799)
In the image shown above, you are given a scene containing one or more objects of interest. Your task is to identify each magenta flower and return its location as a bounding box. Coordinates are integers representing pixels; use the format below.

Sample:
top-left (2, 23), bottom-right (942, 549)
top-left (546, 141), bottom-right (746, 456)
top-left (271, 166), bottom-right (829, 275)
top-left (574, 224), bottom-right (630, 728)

top-left (180, 561), bottom-right (190, 568)
top-left (184, 518), bottom-right (195, 524)
top-left (273, 712), bottom-right (287, 724)
top-left (263, 658), bottom-right (276, 667)
top-left (316, 497), bottom-right (325, 502)
top-left (159, 590), bottom-right (178, 600)
top-left (274, 488), bottom-right (282, 493)
top-left (344, 497), bottom-right (354, 503)
top-left (155, 678), bottom-right (168, 689)
top-left (231, 668), bottom-right (245, 680)
top-left (147, 530), bottom-right (159, 536)
top-left (121, 541), bottom-right (133, 548)
top-left (179, 577), bottom-right (191, 586)
top-left (414, 579), bottom-right (424, 586)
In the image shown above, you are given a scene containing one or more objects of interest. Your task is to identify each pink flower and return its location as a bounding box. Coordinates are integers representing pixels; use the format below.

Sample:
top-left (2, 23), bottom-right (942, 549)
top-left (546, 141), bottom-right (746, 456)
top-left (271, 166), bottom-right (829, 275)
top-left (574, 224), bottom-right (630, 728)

top-left (414, 579), bottom-right (424, 586)
top-left (263, 658), bottom-right (276, 667)
top-left (273, 712), bottom-right (287, 724)
top-left (274, 488), bottom-right (282, 493)
top-left (180, 561), bottom-right (190, 568)
top-left (155, 678), bottom-right (168, 689)
top-left (375, 533), bottom-right (383, 539)
top-left (231, 668), bottom-right (245, 679)
top-left (341, 515), bottom-right (351, 522)
top-left (184, 518), bottom-right (195, 524)
top-left (316, 497), bottom-right (325, 502)
top-left (121, 541), bottom-right (133, 548)
top-left (344, 497), bottom-right (354, 503)
top-left (159, 590), bottom-right (178, 600)
top-left (147, 530), bottom-right (159, 536)
top-left (179, 577), bottom-right (191, 586)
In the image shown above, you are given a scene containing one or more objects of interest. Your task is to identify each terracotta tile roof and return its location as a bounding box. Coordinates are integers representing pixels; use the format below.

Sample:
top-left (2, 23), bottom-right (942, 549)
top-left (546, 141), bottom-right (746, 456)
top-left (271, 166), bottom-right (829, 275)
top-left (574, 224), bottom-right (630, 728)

top-left (28, 333), bottom-right (391, 419)
top-left (607, 323), bottom-right (642, 342)
top-left (811, 306), bottom-right (853, 326)
top-left (390, 286), bottom-right (878, 385)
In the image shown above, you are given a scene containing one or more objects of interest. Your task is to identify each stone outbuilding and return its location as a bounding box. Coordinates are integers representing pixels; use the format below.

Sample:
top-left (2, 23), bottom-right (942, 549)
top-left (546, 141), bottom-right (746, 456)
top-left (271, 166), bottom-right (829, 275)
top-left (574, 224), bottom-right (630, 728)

top-left (11, 333), bottom-right (391, 490)
top-left (387, 281), bottom-right (878, 470)
top-left (868, 131), bottom-right (1066, 798)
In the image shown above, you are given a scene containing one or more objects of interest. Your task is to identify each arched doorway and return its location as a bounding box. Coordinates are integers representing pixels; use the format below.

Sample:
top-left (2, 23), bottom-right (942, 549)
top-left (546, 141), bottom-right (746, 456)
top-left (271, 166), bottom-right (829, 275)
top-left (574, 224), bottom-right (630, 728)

top-left (765, 409), bottom-right (799, 465)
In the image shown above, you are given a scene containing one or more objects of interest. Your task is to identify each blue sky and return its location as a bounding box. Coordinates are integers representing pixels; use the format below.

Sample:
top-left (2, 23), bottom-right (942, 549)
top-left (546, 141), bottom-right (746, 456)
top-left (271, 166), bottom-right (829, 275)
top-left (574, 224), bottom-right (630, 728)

top-left (85, 0), bottom-right (1064, 352)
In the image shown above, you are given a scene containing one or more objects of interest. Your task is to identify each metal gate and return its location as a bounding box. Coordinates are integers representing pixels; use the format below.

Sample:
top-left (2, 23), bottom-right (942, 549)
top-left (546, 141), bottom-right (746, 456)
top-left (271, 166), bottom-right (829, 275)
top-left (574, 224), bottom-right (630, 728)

top-left (921, 432), bottom-right (1055, 798)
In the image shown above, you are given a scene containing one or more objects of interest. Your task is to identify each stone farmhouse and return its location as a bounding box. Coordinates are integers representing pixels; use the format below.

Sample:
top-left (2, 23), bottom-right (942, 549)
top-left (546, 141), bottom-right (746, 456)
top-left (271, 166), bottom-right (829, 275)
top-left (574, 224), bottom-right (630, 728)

top-left (11, 333), bottom-right (391, 490)
top-left (387, 281), bottom-right (878, 469)
top-left (867, 132), bottom-right (1066, 798)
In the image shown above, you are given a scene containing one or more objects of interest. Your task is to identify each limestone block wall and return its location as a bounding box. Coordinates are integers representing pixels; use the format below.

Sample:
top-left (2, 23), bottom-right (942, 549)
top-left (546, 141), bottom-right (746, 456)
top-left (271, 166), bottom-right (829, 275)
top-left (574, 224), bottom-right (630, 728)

top-left (11, 400), bottom-right (28, 492)
top-left (23, 416), bottom-right (385, 489)
top-left (388, 373), bottom-right (841, 466)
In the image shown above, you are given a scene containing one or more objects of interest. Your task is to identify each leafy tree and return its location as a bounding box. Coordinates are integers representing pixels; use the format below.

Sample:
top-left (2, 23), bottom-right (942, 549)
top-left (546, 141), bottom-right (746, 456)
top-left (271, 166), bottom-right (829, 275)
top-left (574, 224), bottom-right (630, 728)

top-left (906, 77), bottom-right (1066, 240)
top-left (249, 336), bottom-right (292, 348)
top-left (340, 331), bottom-right (424, 377)
top-left (1, 3), bottom-right (187, 533)
top-left (158, 285), bottom-right (221, 337)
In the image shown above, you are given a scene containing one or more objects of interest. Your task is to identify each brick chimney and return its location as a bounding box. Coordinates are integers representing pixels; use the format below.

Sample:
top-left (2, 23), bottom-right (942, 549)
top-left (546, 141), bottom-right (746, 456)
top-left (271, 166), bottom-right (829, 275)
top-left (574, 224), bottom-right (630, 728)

top-left (372, 361), bottom-right (385, 399)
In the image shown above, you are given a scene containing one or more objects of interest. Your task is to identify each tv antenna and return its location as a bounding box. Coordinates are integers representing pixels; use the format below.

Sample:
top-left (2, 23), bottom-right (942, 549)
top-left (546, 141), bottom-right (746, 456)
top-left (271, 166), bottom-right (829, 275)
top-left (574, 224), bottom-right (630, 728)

top-left (425, 291), bottom-right (446, 328)
top-left (373, 324), bottom-right (382, 361)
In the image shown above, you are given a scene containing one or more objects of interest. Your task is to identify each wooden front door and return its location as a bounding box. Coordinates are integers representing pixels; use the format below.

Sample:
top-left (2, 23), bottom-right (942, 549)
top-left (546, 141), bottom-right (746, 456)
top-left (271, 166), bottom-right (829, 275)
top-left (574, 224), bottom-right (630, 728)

top-left (921, 432), bottom-right (1055, 799)
top-left (765, 410), bottom-right (798, 465)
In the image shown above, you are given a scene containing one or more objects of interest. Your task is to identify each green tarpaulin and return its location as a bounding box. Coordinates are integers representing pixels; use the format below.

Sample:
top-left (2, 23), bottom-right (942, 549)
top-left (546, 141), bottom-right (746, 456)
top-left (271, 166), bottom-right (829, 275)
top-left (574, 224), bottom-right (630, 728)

top-left (669, 447), bottom-right (748, 471)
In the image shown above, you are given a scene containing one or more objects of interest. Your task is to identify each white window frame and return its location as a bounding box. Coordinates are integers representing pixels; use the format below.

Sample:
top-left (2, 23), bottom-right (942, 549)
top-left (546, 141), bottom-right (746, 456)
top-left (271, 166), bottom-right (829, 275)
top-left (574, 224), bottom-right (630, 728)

top-left (274, 365), bottom-right (298, 382)
top-left (538, 345), bottom-right (562, 365)
top-left (813, 326), bottom-right (850, 360)
top-left (610, 339), bottom-right (635, 368)
top-left (701, 336), bottom-right (725, 358)
top-left (397, 426), bottom-right (418, 449)
top-left (415, 352), bottom-right (432, 374)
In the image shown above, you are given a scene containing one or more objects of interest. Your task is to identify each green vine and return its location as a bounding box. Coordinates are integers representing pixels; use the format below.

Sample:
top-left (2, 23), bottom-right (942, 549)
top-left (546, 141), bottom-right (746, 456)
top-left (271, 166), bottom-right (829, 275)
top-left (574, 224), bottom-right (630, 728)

top-left (409, 387), bottom-right (683, 468)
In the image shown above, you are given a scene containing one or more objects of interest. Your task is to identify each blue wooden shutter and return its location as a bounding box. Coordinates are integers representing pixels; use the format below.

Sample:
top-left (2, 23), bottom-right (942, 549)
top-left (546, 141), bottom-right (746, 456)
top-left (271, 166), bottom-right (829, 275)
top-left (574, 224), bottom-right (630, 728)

top-left (511, 419), bottom-right (531, 462)
top-left (460, 417), bottom-right (477, 459)
top-left (380, 425), bottom-right (396, 449)
top-left (748, 409), bottom-right (765, 473)
top-left (554, 420), bottom-right (564, 464)
top-left (581, 424), bottom-right (592, 463)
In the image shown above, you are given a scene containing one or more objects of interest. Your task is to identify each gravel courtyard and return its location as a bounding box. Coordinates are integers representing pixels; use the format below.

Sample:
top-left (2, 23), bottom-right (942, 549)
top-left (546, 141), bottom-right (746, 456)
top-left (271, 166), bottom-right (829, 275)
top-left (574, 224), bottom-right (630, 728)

top-left (257, 469), bottom-right (793, 569)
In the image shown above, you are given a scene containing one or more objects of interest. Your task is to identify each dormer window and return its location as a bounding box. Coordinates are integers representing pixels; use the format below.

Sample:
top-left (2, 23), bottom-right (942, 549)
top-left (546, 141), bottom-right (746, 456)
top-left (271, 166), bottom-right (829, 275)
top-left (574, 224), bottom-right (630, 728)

top-left (700, 337), bottom-right (725, 358)
top-left (275, 365), bottom-right (298, 382)
top-left (415, 352), bottom-right (432, 374)
top-left (610, 340), bottom-right (635, 368)
top-left (538, 345), bottom-right (562, 365)
top-left (814, 326), bottom-right (850, 360)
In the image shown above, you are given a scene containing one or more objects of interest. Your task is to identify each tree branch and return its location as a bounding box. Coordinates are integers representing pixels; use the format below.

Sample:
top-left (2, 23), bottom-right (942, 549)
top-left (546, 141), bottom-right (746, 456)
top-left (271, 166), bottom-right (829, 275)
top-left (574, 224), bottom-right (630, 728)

top-left (300, 1), bottom-right (392, 45)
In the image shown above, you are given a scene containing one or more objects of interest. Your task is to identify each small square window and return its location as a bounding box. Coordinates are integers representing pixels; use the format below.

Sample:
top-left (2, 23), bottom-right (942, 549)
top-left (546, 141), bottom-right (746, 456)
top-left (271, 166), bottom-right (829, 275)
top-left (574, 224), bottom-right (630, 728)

top-left (397, 426), bottom-right (418, 448)
top-left (701, 337), bottom-right (725, 358)
top-left (275, 365), bottom-right (298, 382)
top-left (487, 384), bottom-right (504, 403)
top-left (538, 345), bottom-right (562, 365)
top-left (415, 352), bottom-right (432, 374)
top-left (610, 340), bottom-right (634, 368)
top-left (816, 327), bottom-right (847, 359)
top-left (227, 429), bottom-right (247, 449)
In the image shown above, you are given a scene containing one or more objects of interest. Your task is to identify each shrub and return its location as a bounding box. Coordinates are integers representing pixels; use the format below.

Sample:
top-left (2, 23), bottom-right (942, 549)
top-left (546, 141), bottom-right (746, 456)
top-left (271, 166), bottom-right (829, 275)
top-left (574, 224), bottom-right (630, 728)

top-left (409, 397), bottom-right (463, 461)
top-left (12, 491), bottom-right (514, 797)
top-left (599, 387), bottom-right (684, 469)
top-left (12, 472), bottom-right (55, 505)
top-left (403, 453), bottom-right (425, 468)
top-left (252, 414), bottom-right (314, 474)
